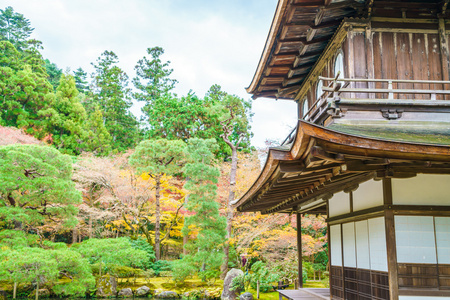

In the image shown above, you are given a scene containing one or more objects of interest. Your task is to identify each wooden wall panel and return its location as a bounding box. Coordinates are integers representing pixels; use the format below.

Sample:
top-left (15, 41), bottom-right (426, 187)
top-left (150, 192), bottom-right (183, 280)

top-left (353, 33), bottom-right (368, 99)
top-left (411, 33), bottom-right (430, 99)
top-left (428, 34), bottom-right (444, 100)
top-left (395, 33), bottom-right (413, 99)
top-left (373, 32), bottom-right (386, 99)
top-left (398, 263), bottom-right (450, 290)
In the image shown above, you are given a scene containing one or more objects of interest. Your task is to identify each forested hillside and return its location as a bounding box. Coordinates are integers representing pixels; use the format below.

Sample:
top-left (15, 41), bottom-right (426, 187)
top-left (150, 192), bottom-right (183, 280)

top-left (0, 6), bottom-right (328, 299)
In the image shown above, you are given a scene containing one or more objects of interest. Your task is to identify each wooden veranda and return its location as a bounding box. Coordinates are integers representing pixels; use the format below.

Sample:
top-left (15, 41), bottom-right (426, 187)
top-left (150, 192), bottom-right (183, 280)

top-left (278, 288), bottom-right (330, 300)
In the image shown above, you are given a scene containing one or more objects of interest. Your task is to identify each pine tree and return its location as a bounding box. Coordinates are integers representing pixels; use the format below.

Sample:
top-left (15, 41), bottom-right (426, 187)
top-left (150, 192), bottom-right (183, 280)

top-left (0, 144), bottom-right (82, 229)
top-left (172, 138), bottom-right (226, 283)
top-left (0, 6), bottom-right (34, 51)
top-left (129, 138), bottom-right (187, 260)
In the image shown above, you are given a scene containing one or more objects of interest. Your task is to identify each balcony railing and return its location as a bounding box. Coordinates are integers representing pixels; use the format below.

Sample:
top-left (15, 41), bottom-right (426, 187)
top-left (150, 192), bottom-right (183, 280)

top-left (303, 75), bottom-right (450, 124)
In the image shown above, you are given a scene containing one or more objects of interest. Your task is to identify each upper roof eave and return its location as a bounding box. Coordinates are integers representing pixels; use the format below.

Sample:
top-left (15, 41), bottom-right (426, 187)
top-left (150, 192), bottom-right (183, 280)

top-left (235, 121), bottom-right (450, 212)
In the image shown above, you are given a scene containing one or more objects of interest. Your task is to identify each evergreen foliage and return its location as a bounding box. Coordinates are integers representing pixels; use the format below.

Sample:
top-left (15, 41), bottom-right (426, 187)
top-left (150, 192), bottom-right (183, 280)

top-left (0, 145), bottom-right (81, 228)
top-left (39, 73), bottom-right (87, 154)
top-left (129, 138), bottom-right (187, 260)
top-left (0, 6), bottom-right (33, 50)
top-left (44, 59), bottom-right (63, 90)
top-left (172, 138), bottom-right (226, 283)
top-left (91, 50), bottom-right (140, 151)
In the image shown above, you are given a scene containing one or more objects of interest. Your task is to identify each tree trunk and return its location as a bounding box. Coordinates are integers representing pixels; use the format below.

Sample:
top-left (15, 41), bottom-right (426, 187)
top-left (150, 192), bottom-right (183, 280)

top-left (13, 282), bottom-right (17, 299)
top-left (221, 144), bottom-right (238, 279)
top-left (72, 227), bottom-right (77, 244)
top-left (183, 235), bottom-right (188, 255)
top-left (88, 214), bottom-right (93, 239)
top-left (155, 175), bottom-right (162, 261)
top-left (35, 280), bottom-right (39, 300)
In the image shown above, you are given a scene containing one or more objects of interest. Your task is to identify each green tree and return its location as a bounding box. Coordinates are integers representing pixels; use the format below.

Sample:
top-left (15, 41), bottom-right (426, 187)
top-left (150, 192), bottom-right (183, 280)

top-left (133, 46), bottom-right (177, 121)
top-left (91, 50), bottom-right (140, 151)
top-left (50, 249), bottom-right (96, 296)
top-left (73, 67), bottom-right (89, 94)
top-left (44, 59), bottom-right (62, 90)
top-left (0, 145), bottom-right (82, 229)
top-left (0, 6), bottom-right (33, 50)
top-left (0, 41), bottom-right (53, 134)
top-left (82, 106), bottom-right (112, 155)
top-left (73, 237), bottom-right (150, 276)
top-left (129, 138), bottom-right (186, 261)
top-left (172, 138), bottom-right (226, 283)
top-left (39, 73), bottom-right (87, 155)
top-left (203, 86), bottom-right (253, 278)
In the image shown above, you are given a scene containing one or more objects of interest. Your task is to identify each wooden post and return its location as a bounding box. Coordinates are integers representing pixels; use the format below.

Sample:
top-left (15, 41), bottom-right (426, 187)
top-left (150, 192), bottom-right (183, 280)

top-left (383, 178), bottom-right (399, 300)
top-left (257, 280), bottom-right (260, 299)
top-left (297, 213), bottom-right (303, 288)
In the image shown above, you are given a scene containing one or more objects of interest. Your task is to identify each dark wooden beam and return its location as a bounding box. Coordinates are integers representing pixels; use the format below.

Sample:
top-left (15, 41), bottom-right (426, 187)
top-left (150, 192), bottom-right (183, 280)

top-left (297, 213), bottom-right (303, 288)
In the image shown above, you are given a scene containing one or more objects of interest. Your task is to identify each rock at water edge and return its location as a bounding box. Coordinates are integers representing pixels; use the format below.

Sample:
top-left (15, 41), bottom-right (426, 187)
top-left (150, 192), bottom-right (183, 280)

top-left (156, 291), bottom-right (179, 298)
top-left (136, 286), bottom-right (151, 296)
top-left (96, 275), bottom-right (117, 297)
top-left (221, 268), bottom-right (244, 300)
top-left (239, 292), bottom-right (253, 300)
top-left (118, 288), bottom-right (133, 297)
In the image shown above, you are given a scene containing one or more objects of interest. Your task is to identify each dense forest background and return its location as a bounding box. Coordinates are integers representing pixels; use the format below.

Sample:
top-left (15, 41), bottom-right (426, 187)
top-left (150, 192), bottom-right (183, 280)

top-left (0, 6), bottom-right (328, 299)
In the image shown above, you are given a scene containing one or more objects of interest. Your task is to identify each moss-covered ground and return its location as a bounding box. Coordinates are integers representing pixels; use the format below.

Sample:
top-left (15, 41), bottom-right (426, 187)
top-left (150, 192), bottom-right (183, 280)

top-left (1, 278), bottom-right (327, 299)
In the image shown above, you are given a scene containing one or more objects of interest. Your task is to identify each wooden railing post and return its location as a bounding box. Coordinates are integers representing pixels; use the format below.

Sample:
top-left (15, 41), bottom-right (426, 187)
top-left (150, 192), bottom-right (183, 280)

top-left (388, 80), bottom-right (394, 99)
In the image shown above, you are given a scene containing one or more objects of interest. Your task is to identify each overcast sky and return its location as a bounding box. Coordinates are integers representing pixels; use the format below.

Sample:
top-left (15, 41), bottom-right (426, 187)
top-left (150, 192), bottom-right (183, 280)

top-left (1, 0), bottom-right (297, 147)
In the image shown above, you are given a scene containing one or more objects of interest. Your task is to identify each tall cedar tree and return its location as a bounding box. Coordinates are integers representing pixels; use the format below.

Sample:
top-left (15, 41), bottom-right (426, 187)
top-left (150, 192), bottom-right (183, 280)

top-left (172, 138), bottom-right (226, 283)
top-left (0, 145), bottom-right (82, 230)
top-left (38, 73), bottom-right (87, 155)
top-left (91, 50), bottom-right (139, 151)
top-left (129, 139), bottom-right (186, 260)
top-left (133, 47), bottom-right (177, 124)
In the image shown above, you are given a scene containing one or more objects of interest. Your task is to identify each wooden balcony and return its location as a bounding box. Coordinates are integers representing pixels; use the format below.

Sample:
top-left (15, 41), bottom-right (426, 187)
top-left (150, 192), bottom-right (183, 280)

top-left (303, 76), bottom-right (450, 126)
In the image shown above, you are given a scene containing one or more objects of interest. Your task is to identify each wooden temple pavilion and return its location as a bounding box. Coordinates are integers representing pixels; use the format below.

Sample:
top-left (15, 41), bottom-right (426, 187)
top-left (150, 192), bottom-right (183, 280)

top-left (235, 0), bottom-right (450, 299)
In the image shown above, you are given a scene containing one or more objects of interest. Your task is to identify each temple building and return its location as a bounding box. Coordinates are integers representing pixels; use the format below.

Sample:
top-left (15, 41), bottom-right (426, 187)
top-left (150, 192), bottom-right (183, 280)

top-left (235, 0), bottom-right (450, 299)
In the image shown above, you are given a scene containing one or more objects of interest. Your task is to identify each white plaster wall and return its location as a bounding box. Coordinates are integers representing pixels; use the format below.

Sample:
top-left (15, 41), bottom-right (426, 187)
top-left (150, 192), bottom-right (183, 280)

top-left (353, 179), bottom-right (384, 211)
top-left (395, 216), bottom-right (437, 264)
top-left (368, 217), bottom-right (388, 272)
top-left (330, 224), bottom-right (342, 266)
top-left (393, 174), bottom-right (450, 205)
top-left (355, 220), bottom-right (371, 269)
top-left (435, 217), bottom-right (450, 264)
top-left (343, 222), bottom-right (356, 268)
top-left (329, 191), bottom-right (350, 217)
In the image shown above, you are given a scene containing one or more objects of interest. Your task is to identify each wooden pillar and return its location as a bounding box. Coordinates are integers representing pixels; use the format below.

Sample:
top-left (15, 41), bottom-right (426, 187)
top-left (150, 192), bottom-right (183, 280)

top-left (383, 178), bottom-right (399, 300)
top-left (297, 213), bottom-right (303, 288)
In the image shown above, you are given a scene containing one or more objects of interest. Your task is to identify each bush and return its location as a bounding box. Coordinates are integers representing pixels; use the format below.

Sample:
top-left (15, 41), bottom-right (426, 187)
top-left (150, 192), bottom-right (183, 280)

top-left (249, 261), bottom-right (280, 292)
top-left (151, 260), bottom-right (172, 276)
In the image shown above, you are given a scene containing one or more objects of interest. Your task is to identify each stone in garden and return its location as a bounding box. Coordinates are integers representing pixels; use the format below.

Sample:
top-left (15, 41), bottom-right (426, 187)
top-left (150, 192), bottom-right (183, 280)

top-left (96, 275), bottom-right (117, 297)
top-left (239, 292), bottom-right (253, 300)
top-left (136, 286), bottom-right (151, 297)
top-left (156, 291), bottom-right (179, 298)
top-left (118, 288), bottom-right (133, 297)
top-left (221, 268), bottom-right (244, 300)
